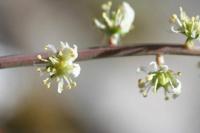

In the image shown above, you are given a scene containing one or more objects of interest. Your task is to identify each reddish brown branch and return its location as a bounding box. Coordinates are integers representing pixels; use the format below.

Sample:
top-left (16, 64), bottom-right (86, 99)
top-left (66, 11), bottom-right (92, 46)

top-left (0, 44), bottom-right (200, 69)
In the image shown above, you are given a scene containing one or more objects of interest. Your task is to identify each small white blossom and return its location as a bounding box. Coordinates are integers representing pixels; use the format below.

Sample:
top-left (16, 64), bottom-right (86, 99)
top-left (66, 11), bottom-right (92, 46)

top-left (94, 1), bottom-right (135, 46)
top-left (37, 42), bottom-right (81, 93)
top-left (170, 7), bottom-right (200, 48)
top-left (137, 61), bottom-right (181, 100)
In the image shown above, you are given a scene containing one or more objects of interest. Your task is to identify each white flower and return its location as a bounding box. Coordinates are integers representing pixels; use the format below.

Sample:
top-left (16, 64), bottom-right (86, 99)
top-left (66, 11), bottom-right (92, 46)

top-left (170, 7), bottom-right (200, 48)
top-left (137, 61), bottom-right (182, 100)
top-left (37, 42), bottom-right (81, 93)
top-left (94, 1), bottom-right (135, 45)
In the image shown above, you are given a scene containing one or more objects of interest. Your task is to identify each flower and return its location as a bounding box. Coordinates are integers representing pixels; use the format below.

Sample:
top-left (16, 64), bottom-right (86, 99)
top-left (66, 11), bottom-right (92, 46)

top-left (94, 1), bottom-right (135, 46)
top-left (137, 61), bottom-right (181, 100)
top-left (37, 42), bottom-right (81, 93)
top-left (170, 7), bottom-right (200, 48)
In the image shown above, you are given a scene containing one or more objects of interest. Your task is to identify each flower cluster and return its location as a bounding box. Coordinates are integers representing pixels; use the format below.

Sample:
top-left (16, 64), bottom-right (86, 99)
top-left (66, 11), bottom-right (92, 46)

top-left (170, 7), bottom-right (200, 48)
top-left (37, 42), bottom-right (81, 93)
top-left (94, 1), bottom-right (135, 46)
top-left (137, 61), bottom-right (181, 100)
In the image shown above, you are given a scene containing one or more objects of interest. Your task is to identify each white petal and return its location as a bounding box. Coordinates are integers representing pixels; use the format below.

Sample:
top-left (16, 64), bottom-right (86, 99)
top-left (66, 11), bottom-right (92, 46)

top-left (72, 63), bottom-right (81, 77)
top-left (137, 66), bottom-right (148, 73)
top-left (119, 2), bottom-right (135, 34)
top-left (172, 79), bottom-right (182, 95)
top-left (61, 44), bottom-right (78, 62)
top-left (45, 44), bottom-right (57, 53)
top-left (72, 44), bottom-right (78, 60)
top-left (149, 61), bottom-right (158, 71)
top-left (73, 44), bottom-right (78, 53)
top-left (162, 65), bottom-right (169, 71)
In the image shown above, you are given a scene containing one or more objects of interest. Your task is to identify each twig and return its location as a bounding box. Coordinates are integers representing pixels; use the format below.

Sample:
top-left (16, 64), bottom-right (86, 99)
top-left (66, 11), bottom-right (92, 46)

top-left (0, 43), bottom-right (200, 69)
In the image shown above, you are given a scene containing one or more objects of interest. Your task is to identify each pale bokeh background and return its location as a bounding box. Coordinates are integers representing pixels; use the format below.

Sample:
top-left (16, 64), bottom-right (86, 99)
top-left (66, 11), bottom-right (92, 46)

top-left (0, 0), bottom-right (200, 132)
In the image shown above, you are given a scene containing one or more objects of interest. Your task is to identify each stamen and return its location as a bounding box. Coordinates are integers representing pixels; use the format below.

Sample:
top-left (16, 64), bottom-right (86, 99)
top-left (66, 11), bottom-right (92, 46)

top-left (46, 82), bottom-right (51, 88)
top-left (43, 78), bottom-right (49, 85)
top-left (49, 57), bottom-right (59, 64)
top-left (37, 55), bottom-right (48, 62)
top-left (64, 76), bottom-right (72, 89)
top-left (171, 26), bottom-right (181, 33)
top-left (164, 90), bottom-right (169, 100)
top-left (58, 78), bottom-right (64, 93)
top-left (37, 68), bottom-right (42, 72)
top-left (102, 12), bottom-right (113, 27)
top-left (153, 78), bottom-right (158, 94)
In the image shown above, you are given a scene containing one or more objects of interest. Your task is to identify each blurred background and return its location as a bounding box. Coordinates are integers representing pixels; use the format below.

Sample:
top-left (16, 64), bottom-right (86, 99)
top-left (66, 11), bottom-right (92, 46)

top-left (0, 0), bottom-right (200, 132)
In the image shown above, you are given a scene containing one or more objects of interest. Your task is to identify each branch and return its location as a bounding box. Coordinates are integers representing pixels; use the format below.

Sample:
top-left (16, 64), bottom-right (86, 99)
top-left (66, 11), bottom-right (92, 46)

top-left (0, 44), bottom-right (200, 69)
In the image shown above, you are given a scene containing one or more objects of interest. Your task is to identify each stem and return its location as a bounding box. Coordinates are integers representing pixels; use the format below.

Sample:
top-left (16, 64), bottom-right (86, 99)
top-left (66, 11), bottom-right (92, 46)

top-left (184, 38), bottom-right (194, 49)
top-left (156, 54), bottom-right (164, 66)
top-left (108, 34), bottom-right (120, 47)
top-left (108, 37), bottom-right (115, 47)
top-left (0, 43), bottom-right (200, 69)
